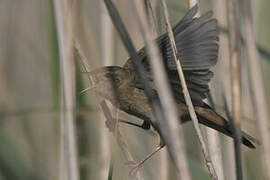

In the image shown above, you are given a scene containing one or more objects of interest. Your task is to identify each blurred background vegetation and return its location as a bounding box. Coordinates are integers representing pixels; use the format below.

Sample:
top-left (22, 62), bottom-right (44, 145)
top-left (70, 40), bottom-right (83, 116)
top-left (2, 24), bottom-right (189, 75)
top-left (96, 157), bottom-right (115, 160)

top-left (0, 0), bottom-right (269, 179)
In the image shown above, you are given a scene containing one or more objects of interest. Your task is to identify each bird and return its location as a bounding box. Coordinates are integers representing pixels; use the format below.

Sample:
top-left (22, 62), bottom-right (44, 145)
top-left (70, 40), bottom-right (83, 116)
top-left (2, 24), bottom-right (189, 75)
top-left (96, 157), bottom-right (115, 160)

top-left (86, 5), bottom-right (259, 149)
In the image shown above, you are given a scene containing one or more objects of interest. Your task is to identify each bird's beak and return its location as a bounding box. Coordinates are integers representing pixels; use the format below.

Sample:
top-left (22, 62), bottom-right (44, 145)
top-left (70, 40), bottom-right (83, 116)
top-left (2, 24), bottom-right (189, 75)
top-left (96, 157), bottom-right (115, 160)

top-left (79, 70), bottom-right (99, 94)
top-left (79, 86), bottom-right (96, 95)
top-left (80, 66), bottom-right (123, 102)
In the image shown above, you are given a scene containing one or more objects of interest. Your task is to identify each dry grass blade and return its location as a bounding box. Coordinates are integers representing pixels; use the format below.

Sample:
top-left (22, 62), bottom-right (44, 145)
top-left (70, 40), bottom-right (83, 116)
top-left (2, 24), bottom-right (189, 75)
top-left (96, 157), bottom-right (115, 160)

top-left (206, 95), bottom-right (225, 180)
top-left (74, 39), bottom-right (92, 83)
top-left (132, 1), bottom-right (191, 179)
top-left (53, 0), bottom-right (79, 180)
top-left (212, 1), bottom-right (234, 179)
top-left (240, 1), bottom-right (270, 179)
top-left (208, 2), bottom-right (228, 180)
top-left (227, 0), bottom-right (243, 179)
top-left (206, 128), bottom-right (224, 180)
top-left (160, 1), bottom-right (218, 179)
top-left (99, 2), bottom-right (114, 179)
top-left (188, 0), bottom-right (198, 8)
top-left (144, 0), bottom-right (158, 34)
top-left (144, 1), bottom-right (169, 179)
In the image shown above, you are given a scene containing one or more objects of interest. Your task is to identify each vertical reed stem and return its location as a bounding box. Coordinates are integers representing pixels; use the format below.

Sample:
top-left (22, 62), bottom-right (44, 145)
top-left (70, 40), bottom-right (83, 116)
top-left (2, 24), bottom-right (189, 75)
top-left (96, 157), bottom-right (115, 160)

top-left (53, 0), bottom-right (79, 180)
top-left (240, 1), bottom-right (270, 179)
top-left (227, 0), bottom-right (243, 179)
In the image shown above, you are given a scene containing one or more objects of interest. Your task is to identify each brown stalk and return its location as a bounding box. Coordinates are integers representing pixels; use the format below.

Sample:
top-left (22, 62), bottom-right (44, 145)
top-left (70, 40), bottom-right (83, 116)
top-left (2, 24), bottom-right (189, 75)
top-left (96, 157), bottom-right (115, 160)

top-left (160, 1), bottom-right (218, 179)
top-left (132, 1), bottom-right (191, 179)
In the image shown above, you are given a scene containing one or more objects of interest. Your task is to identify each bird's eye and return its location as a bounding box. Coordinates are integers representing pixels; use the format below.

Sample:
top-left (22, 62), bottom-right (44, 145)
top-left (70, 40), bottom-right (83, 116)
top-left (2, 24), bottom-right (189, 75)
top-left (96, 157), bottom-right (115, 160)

top-left (112, 76), bottom-right (121, 86)
top-left (106, 73), bottom-right (121, 87)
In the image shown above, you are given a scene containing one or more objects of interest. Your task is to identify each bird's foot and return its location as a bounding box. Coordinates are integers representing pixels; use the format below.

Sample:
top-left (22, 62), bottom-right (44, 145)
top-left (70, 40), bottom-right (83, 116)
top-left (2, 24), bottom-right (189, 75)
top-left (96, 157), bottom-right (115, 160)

top-left (125, 145), bottom-right (165, 178)
top-left (125, 161), bottom-right (142, 179)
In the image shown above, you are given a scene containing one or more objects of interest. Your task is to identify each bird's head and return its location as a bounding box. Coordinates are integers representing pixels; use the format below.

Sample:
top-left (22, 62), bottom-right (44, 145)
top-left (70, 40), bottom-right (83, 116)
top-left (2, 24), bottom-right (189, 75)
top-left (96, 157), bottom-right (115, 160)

top-left (85, 66), bottom-right (130, 104)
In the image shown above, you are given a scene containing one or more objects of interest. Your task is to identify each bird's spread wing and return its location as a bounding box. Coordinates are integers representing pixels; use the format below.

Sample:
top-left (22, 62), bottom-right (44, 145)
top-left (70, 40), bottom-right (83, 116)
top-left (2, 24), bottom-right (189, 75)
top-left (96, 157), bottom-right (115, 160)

top-left (123, 5), bottom-right (219, 105)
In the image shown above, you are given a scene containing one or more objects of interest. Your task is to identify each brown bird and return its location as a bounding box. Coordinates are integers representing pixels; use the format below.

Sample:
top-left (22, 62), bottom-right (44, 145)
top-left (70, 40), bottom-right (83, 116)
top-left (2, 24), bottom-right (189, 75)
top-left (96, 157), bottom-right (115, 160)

top-left (87, 5), bottom-right (259, 149)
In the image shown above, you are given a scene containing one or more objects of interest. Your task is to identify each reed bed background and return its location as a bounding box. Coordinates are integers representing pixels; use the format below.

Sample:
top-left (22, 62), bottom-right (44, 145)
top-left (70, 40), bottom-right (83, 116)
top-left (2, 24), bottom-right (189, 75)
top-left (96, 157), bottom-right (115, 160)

top-left (0, 0), bottom-right (269, 179)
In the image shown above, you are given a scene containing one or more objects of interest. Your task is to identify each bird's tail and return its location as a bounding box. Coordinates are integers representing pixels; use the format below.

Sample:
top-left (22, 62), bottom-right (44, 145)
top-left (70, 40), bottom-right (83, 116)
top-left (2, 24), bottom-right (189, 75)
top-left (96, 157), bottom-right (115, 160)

top-left (193, 105), bottom-right (261, 149)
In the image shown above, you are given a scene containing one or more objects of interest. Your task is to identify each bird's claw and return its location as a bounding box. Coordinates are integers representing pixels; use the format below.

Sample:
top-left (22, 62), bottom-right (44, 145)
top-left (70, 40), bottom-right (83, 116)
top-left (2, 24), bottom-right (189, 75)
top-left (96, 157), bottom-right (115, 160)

top-left (129, 166), bottom-right (140, 179)
top-left (125, 160), bottom-right (142, 179)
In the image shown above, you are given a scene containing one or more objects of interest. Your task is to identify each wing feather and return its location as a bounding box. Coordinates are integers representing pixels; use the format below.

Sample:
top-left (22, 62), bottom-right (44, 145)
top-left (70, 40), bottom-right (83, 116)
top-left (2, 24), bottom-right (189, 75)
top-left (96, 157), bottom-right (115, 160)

top-left (123, 5), bottom-right (219, 105)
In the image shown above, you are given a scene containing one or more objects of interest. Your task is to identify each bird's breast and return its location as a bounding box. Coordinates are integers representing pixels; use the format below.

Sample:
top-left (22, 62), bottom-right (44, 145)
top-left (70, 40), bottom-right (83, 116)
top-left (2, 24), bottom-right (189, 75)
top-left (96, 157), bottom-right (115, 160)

top-left (117, 87), bottom-right (152, 121)
top-left (116, 86), bottom-right (190, 122)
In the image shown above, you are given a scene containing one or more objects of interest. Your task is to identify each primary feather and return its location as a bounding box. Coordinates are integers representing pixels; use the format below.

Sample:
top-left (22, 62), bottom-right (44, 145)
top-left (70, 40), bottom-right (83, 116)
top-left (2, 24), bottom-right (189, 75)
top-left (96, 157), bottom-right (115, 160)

top-left (124, 4), bottom-right (219, 105)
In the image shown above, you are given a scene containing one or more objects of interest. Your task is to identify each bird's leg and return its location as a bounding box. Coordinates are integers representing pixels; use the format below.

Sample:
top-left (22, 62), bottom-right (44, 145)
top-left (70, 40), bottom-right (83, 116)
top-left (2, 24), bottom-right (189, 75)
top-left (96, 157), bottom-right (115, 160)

top-left (128, 144), bottom-right (165, 178)
top-left (119, 119), bottom-right (151, 130)
top-left (127, 133), bottom-right (165, 178)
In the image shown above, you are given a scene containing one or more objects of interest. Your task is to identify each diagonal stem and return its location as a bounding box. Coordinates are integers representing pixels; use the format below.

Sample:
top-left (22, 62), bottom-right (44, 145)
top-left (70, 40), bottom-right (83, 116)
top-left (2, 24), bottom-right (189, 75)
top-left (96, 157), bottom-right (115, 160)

top-left (160, 1), bottom-right (218, 179)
